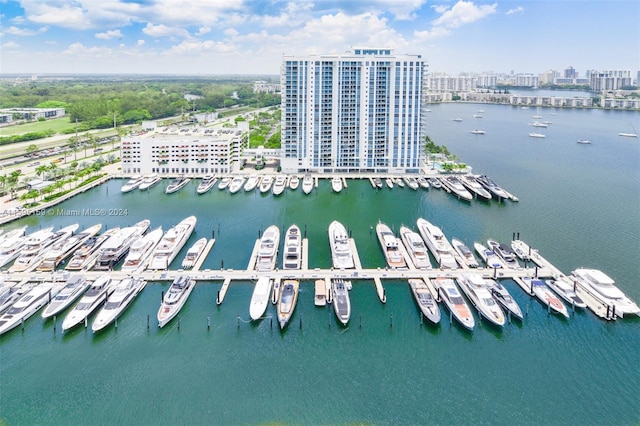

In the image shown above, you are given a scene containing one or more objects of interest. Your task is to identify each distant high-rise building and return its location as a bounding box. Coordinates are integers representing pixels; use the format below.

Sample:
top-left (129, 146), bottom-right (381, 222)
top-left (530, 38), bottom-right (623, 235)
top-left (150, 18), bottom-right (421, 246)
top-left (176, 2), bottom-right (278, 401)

top-left (590, 70), bottom-right (632, 91)
top-left (564, 66), bottom-right (577, 79)
top-left (280, 48), bottom-right (427, 174)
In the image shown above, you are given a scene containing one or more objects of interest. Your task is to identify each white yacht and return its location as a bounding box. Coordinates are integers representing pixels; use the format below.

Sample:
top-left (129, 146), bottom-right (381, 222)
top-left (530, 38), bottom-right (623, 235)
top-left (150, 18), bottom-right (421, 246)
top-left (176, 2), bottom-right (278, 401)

top-left (65, 228), bottom-right (120, 271)
top-left (272, 175), bottom-right (287, 195)
top-left (157, 275), bottom-right (195, 328)
top-left (331, 177), bottom-right (343, 193)
top-left (332, 279), bottom-right (351, 326)
top-left (460, 176), bottom-right (492, 201)
top-left (510, 239), bottom-right (536, 263)
top-left (431, 277), bottom-right (475, 331)
top-left (457, 274), bottom-right (505, 327)
top-left (0, 281), bottom-right (33, 315)
top-left (473, 242), bottom-right (504, 269)
top-left (484, 278), bottom-right (523, 321)
top-left (408, 279), bottom-right (441, 325)
top-left (416, 218), bottom-right (458, 269)
top-left (475, 175), bottom-right (510, 200)
top-left (147, 216), bottom-right (197, 270)
top-left (0, 227), bottom-right (28, 268)
top-left (217, 177), bottom-right (231, 190)
top-left (94, 220), bottom-right (150, 270)
top-left (416, 177), bottom-right (430, 189)
top-left (196, 175), bottom-right (217, 194)
top-left (376, 222), bottom-right (406, 269)
top-left (469, 130), bottom-right (485, 134)
top-left (92, 276), bottom-right (147, 332)
top-left (0, 226), bottom-right (26, 247)
top-left (62, 275), bottom-right (113, 331)
top-left (314, 280), bottom-right (327, 306)
top-left (41, 275), bottom-right (90, 319)
top-left (255, 225), bottom-right (280, 272)
top-left (249, 276), bottom-right (272, 321)
top-left (277, 279), bottom-right (299, 329)
top-left (289, 175), bottom-right (300, 190)
top-left (243, 175), bottom-right (260, 192)
top-left (259, 175), bottom-right (273, 193)
top-left (545, 276), bottom-right (587, 309)
top-left (328, 220), bottom-right (355, 269)
top-left (385, 178), bottom-right (394, 189)
top-left (572, 268), bottom-right (640, 317)
top-left (11, 224), bottom-right (77, 273)
top-left (0, 282), bottom-right (63, 335)
top-left (400, 226), bottom-right (431, 269)
top-left (37, 223), bottom-right (102, 272)
top-left (487, 239), bottom-right (519, 269)
top-left (451, 238), bottom-right (479, 268)
top-left (121, 227), bottom-right (163, 271)
top-left (395, 177), bottom-right (405, 188)
top-left (282, 225), bottom-right (302, 270)
top-left (165, 176), bottom-right (191, 194)
top-left (521, 277), bottom-right (569, 318)
top-left (121, 175), bottom-right (144, 193)
top-left (228, 176), bottom-right (246, 194)
top-left (301, 174), bottom-right (313, 194)
top-left (404, 176), bottom-right (419, 190)
top-left (442, 176), bottom-right (473, 201)
top-left (529, 132), bottom-right (546, 138)
top-left (373, 177), bottom-right (383, 189)
top-left (181, 237), bottom-right (207, 269)
top-left (138, 173), bottom-right (161, 191)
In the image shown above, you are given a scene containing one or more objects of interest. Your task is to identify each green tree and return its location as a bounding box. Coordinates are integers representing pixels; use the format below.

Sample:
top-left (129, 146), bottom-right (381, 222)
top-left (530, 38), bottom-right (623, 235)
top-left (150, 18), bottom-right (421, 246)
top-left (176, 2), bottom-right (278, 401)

top-left (25, 144), bottom-right (38, 156)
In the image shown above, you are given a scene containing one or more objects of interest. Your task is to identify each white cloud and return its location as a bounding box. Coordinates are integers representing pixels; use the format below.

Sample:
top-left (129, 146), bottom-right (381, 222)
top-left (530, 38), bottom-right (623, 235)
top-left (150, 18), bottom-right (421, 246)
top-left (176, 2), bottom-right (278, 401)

top-left (137, 39), bottom-right (145, 46)
top-left (432, 1), bottom-right (497, 29)
top-left (196, 26), bottom-right (211, 36)
top-left (63, 42), bottom-right (113, 57)
top-left (142, 23), bottom-right (190, 38)
top-left (4, 25), bottom-right (47, 36)
top-left (18, 0), bottom-right (139, 29)
top-left (95, 29), bottom-right (123, 40)
top-left (165, 39), bottom-right (237, 55)
top-left (506, 7), bottom-right (524, 15)
top-left (368, 0), bottom-right (428, 20)
top-left (2, 41), bottom-right (20, 49)
top-left (414, 26), bottom-right (452, 41)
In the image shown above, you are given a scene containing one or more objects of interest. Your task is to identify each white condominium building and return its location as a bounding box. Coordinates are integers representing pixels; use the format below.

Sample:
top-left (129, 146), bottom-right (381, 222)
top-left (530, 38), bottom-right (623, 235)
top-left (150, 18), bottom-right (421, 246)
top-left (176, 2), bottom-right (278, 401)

top-left (281, 48), bottom-right (427, 174)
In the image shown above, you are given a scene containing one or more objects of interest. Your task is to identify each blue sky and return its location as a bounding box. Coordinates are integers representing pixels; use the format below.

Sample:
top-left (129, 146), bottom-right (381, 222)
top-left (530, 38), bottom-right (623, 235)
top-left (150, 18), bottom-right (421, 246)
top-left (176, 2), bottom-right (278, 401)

top-left (1, 0), bottom-right (638, 76)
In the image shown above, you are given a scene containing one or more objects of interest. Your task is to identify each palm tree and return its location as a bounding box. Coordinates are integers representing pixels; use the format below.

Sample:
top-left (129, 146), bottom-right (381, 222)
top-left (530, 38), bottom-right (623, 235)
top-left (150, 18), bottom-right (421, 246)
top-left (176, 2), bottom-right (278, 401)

top-left (83, 132), bottom-right (94, 158)
top-left (48, 162), bottom-right (58, 179)
top-left (35, 165), bottom-right (48, 179)
top-left (0, 174), bottom-right (7, 196)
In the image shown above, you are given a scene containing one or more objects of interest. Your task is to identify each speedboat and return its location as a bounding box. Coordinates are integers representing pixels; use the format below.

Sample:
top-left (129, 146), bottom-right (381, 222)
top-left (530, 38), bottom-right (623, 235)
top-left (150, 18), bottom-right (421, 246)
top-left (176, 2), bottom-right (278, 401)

top-left (469, 130), bottom-right (485, 134)
top-left (395, 178), bottom-right (405, 188)
top-left (460, 176), bottom-right (492, 201)
top-left (475, 175), bottom-right (510, 200)
top-left (399, 226), bottom-right (431, 269)
top-left (255, 225), bottom-right (280, 272)
top-left (165, 175), bottom-right (191, 194)
top-left (530, 121), bottom-right (548, 128)
top-left (0, 281), bottom-right (63, 335)
top-left (314, 280), bottom-right (327, 306)
top-left (289, 175), bottom-right (300, 190)
top-left (487, 239), bottom-right (519, 269)
top-left (451, 238), bottom-right (479, 268)
top-left (11, 224), bottom-right (77, 273)
top-left (442, 176), bottom-right (473, 201)
top-left (121, 227), bottom-right (163, 271)
top-left (576, 138), bottom-right (591, 145)
top-left (572, 268), bottom-right (640, 317)
top-left (332, 279), bottom-right (351, 325)
top-left (545, 276), bottom-right (587, 309)
top-left (328, 220), bottom-right (355, 269)
top-left (62, 275), bottom-right (113, 331)
top-left (0, 227), bottom-right (28, 268)
top-left (416, 218), bottom-right (458, 269)
top-left (92, 277), bottom-right (146, 332)
top-left (373, 177), bottom-right (383, 189)
top-left (385, 178), bottom-right (394, 189)
top-left (271, 279), bottom-right (280, 305)
top-left (217, 177), bottom-right (231, 190)
top-left (157, 275), bottom-right (195, 328)
top-left (428, 178), bottom-right (441, 189)
top-left (376, 222), bottom-right (406, 269)
top-left (404, 177), bottom-right (419, 190)
top-left (37, 223), bottom-right (102, 272)
top-left (272, 175), bottom-right (287, 195)
top-left (484, 278), bottom-right (523, 321)
top-left (521, 277), bottom-right (569, 318)
top-left (65, 228), bottom-right (120, 271)
top-left (474, 242), bottom-right (504, 269)
top-left (457, 274), bottom-right (505, 327)
top-left (196, 175), bottom-right (217, 194)
top-left (121, 175), bottom-right (144, 193)
top-left (249, 276), bottom-right (272, 321)
top-left (510, 239), bottom-right (536, 263)
top-left (529, 132), bottom-right (546, 138)
top-left (408, 279), bottom-right (440, 325)
top-left (139, 173), bottom-right (161, 190)
top-left (243, 175), bottom-right (260, 192)
top-left (282, 225), bottom-right (302, 270)
top-left (277, 279), bottom-right (299, 329)
top-left (147, 216), bottom-right (197, 270)
top-left (301, 174), bottom-right (313, 194)
top-left (331, 177), bottom-right (343, 193)
top-left (431, 277), bottom-right (475, 331)
top-left (94, 220), bottom-right (150, 270)
top-left (259, 175), bottom-right (273, 193)
top-left (416, 177), bottom-right (430, 189)
top-left (228, 176), bottom-right (246, 194)
top-left (181, 238), bottom-right (207, 269)
top-left (42, 275), bottom-right (90, 319)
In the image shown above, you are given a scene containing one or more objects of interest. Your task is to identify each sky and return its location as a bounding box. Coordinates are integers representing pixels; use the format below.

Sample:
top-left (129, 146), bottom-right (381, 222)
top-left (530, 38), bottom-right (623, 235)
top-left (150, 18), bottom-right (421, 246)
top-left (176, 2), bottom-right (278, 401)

top-left (0, 0), bottom-right (638, 76)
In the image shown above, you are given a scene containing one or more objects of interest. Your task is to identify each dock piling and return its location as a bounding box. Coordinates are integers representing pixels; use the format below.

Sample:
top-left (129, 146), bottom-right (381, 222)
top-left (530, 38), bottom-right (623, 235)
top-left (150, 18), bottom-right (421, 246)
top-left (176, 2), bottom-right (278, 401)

top-left (207, 315), bottom-right (210, 331)
top-left (360, 314), bottom-right (362, 329)
top-left (178, 316), bottom-right (180, 331)
top-left (299, 314), bottom-right (302, 330)
top-left (115, 317), bottom-right (118, 331)
top-left (147, 314), bottom-right (149, 330)
top-left (237, 315), bottom-right (240, 330)
top-left (21, 317), bottom-right (24, 332)
top-left (84, 317), bottom-right (88, 328)
top-left (53, 315), bottom-right (56, 334)
top-left (390, 313), bottom-right (393, 329)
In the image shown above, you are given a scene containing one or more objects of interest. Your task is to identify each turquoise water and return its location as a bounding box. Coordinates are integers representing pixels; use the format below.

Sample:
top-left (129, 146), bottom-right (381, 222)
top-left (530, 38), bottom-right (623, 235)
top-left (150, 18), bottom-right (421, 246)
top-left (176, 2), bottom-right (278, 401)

top-left (1, 103), bottom-right (639, 425)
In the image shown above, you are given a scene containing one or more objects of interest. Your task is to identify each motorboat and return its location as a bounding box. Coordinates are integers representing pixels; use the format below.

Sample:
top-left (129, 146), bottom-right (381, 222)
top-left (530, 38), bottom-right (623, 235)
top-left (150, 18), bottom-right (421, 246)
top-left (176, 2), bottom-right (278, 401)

top-left (460, 176), bottom-right (492, 201)
top-left (314, 280), bottom-right (327, 307)
top-left (217, 177), bottom-right (231, 190)
top-left (416, 218), bottom-right (458, 269)
top-left (121, 227), bottom-right (163, 271)
top-left (41, 275), bottom-right (90, 319)
top-left (331, 177), bottom-right (343, 193)
top-left (165, 175), bottom-right (191, 194)
top-left (37, 223), bottom-right (102, 271)
top-left (545, 277), bottom-right (587, 309)
top-left (530, 121), bottom-right (548, 128)
top-left (243, 175), bottom-right (260, 192)
top-left (272, 175), bottom-right (287, 196)
top-left (576, 138), bottom-right (592, 145)
top-left (11, 224), bottom-right (77, 273)
top-left (451, 238), bottom-right (479, 268)
top-left (255, 225), bottom-right (280, 272)
top-left (0, 227), bottom-right (28, 268)
top-left (157, 275), bottom-right (195, 328)
top-left (408, 279), bottom-right (440, 325)
top-left (428, 178), bottom-right (441, 189)
top-left (61, 275), bottom-right (113, 331)
top-left (196, 175), bottom-right (217, 194)
top-left (328, 220), bottom-right (355, 269)
top-left (521, 277), bottom-right (569, 318)
top-left (475, 175), bottom-right (510, 200)
top-left (395, 178), bottom-right (405, 188)
top-left (0, 281), bottom-right (35, 315)
top-left (332, 279), bottom-right (351, 325)
top-left (121, 175), bottom-right (144, 193)
top-left (416, 177), bottom-right (430, 189)
top-left (271, 279), bottom-right (280, 305)
top-left (249, 276), bottom-right (272, 321)
top-left (469, 130), bottom-right (485, 134)
top-left (259, 175), bottom-right (273, 193)
top-left (65, 228), bottom-right (120, 271)
top-left (181, 237), bottom-right (207, 269)
top-left (7, 227), bottom-right (55, 271)
top-left (510, 239), bottom-right (539, 264)
top-left (473, 242), bottom-right (504, 269)
top-left (94, 220), bottom-right (150, 270)
top-left (385, 178), bottom-right (394, 189)
top-left (289, 175), bottom-right (300, 190)
top-left (92, 276), bottom-right (147, 332)
top-left (399, 226), bottom-right (431, 269)
top-left (228, 176), bottom-right (246, 194)
top-left (376, 222), bottom-right (406, 269)
top-left (0, 281), bottom-right (63, 335)
top-left (277, 279), bottom-right (299, 329)
top-left (0, 226), bottom-right (26, 247)
top-left (139, 173), bottom-right (161, 190)
top-left (373, 177), bottom-right (383, 189)
top-left (457, 274), bottom-right (505, 327)
top-left (487, 239), bottom-right (519, 269)
top-left (147, 216), bottom-right (197, 270)
top-left (472, 114), bottom-right (483, 118)
top-left (529, 132), bottom-right (546, 138)
top-left (403, 176), bottom-right (419, 190)
top-left (431, 277), bottom-right (475, 331)
top-left (452, 118), bottom-right (463, 122)
top-left (282, 225), bottom-right (302, 270)
top-left (441, 176), bottom-right (473, 201)
top-left (484, 278), bottom-right (523, 321)
top-left (301, 174), bottom-right (313, 194)
top-left (572, 268), bottom-right (640, 317)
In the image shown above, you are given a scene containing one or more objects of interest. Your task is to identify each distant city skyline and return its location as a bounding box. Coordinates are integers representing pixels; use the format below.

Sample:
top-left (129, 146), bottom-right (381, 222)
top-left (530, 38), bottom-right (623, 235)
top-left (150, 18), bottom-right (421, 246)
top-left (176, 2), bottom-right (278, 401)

top-left (1, 0), bottom-right (638, 76)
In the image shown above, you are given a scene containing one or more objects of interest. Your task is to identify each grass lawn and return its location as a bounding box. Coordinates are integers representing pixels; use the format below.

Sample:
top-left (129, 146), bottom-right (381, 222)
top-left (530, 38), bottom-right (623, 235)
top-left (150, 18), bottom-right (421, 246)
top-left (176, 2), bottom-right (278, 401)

top-left (0, 117), bottom-right (75, 136)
